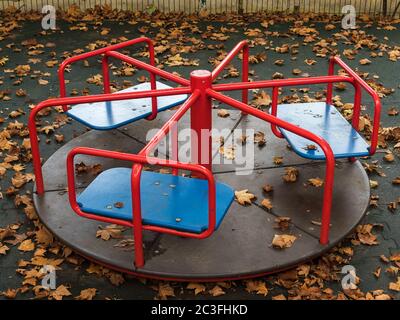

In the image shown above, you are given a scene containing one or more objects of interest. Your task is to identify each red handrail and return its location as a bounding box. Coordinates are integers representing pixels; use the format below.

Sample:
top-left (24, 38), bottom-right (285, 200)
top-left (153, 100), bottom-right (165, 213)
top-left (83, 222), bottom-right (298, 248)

top-left (211, 40), bottom-right (249, 105)
top-left (58, 37), bottom-right (157, 113)
top-left (66, 147), bottom-right (217, 267)
top-left (326, 56), bottom-right (381, 155)
top-left (29, 86), bottom-right (191, 195)
top-left (105, 51), bottom-right (190, 86)
top-left (213, 75), bottom-right (355, 142)
top-left (207, 89), bottom-right (335, 245)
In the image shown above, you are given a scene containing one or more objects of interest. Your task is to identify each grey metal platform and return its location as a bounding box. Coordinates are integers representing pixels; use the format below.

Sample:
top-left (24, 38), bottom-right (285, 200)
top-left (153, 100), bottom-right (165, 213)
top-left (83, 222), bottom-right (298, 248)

top-left (32, 112), bottom-right (370, 281)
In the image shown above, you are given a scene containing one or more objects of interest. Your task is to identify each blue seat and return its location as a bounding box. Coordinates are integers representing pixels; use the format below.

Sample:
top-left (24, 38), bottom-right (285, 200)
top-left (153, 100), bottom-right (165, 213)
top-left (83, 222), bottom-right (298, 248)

top-left (77, 168), bottom-right (234, 233)
top-left (276, 102), bottom-right (370, 160)
top-left (66, 81), bottom-right (188, 130)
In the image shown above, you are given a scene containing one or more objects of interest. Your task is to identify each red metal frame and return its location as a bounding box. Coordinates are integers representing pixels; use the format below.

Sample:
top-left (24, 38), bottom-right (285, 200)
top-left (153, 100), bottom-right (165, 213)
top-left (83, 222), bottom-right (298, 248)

top-left (326, 56), bottom-right (381, 155)
top-left (30, 38), bottom-right (382, 270)
top-left (211, 40), bottom-right (249, 105)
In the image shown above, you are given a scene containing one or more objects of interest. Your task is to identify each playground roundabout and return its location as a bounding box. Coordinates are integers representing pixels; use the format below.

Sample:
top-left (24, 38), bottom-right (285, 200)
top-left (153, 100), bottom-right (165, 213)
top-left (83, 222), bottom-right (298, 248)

top-left (29, 38), bottom-right (379, 281)
top-left (32, 109), bottom-right (370, 281)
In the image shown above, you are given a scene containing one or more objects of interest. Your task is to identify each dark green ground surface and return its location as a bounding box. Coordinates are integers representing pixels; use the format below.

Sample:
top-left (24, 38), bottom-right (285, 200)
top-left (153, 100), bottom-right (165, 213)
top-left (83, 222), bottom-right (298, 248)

top-left (0, 15), bottom-right (399, 299)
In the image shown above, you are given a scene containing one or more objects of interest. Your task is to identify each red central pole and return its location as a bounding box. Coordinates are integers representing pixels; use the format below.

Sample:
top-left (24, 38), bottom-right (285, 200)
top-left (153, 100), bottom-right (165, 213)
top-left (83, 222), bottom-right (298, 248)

top-left (190, 70), bottom-right (212, 172)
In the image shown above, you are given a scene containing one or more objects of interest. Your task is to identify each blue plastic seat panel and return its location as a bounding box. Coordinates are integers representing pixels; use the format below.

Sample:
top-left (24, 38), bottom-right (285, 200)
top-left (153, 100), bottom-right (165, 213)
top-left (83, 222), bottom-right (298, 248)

top-left (276, 102), bottom-right (370, 160)
top-left (66, 81), bottom-right (188, 130)
top-left (77, 168), bottom-right (234, 234)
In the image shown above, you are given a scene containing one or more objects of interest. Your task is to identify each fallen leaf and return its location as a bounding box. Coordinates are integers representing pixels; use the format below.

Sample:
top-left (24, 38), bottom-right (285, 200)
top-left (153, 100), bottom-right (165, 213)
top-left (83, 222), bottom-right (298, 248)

top-left (217, 109), bottom-right (230, 118)
top-left (186, 283), bottom-right (206, 295)
top-left (96, 224), bottom-right (125, 241)
top-left (261, 198), bottom-right (273, 210)
top-left (273, 156), bottom-right (283, 165)
top-left (244, 280), bottom-right (268, 296)
top-left (389, 277), bottom-right (400, 292)
top-left (235, 189), bottom-right (256, 205)
top-left (49, 285), bottom-right (72, 300)
top-left (1, 288), bottom-right (17, 299)
top-left (308, 177), bottom-right (324, 187)
top-left (262, 184), bottom-right (273, 193)
top-left (384, 153), bottom-right (395, 162)
top-left (272, 234), bottom-right (297, 249)
top-left (157, 283), bottom-right (175, 300)
top-left (274, 217), bottom-right (291, 231)
top-left (18, 239), bottom-right (35, 252)
top-left (254, 131), bottom-right (266, 147)
top-left (209, 285), bottom-right (225, 297)
top-left (283, 167), bottom-right (299, 182)
top-left (360, 58), bottom-right (371, 65)
top-left (75, 288), bottom-right (97, 300)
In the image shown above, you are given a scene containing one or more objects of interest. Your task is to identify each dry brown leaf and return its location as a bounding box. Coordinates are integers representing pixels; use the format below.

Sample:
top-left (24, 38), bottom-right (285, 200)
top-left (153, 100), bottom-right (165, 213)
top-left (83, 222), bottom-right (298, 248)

top-left (209, 285), bottom-right (225, 297)
top-left (272, 294), bottom-right (287, 300)
top-left (370, 180), bottom-right (379, 188)
top-left (392, 177), bottom-right (400, 185)
top-left (308, 177), bottom-right (324, 187)
top-left (217, 109), bottom-right (230, 118)
top-left (273, 156), bottom-right (283, 165)
top-left (388, 107), bottom-right (399, 116)
top-left (235, 189), bottom-right (256, 206)
top-left (356, 224), bottom-right (381, 245)
top-left (157, 283), bottom-right (175, 300)
top-left (360, 58), bottom-right (371, 65)
top-left (262, 184), bottom-right (273, 193)
top-left (49, 285), bottom-right (72, 300)
top-left (18, 239), bottom-right (35, 252)
top-left (1, 288), bottom-right (17, 299)
top-left (261, 198), bottom-right (273, 210)
top-left (244, 280), bottom-right (268, 296)
top-left (186, 282), bottom-right (206, 295)
top-left (389, 277), bottom-right (400, 292)
top-left (75, 288), bottom-right (97, 300)
top-left (274, 217), bottom-right (291, 231)
top-left (272, 234), bottom-right (297, 249)
top-left (252, 91), bottom-right (271, 108)
top-left (0, 244), bottom-right (10, 255)
top-left (96, 224), bottom-right (125, 241)
top-left (254, 131), bottom-right (266, 147)
top-left (283, 167), bottom-right (299, 182)
top-left (219, 146), bottom-right (235, 160)
top-left (383, 153), bottom-right (395, 162)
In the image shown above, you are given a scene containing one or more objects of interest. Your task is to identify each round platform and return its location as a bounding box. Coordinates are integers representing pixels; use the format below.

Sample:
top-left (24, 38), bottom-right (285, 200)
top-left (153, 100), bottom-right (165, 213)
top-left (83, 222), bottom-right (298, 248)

top-left (33, 111), bottom-right (370, 281)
